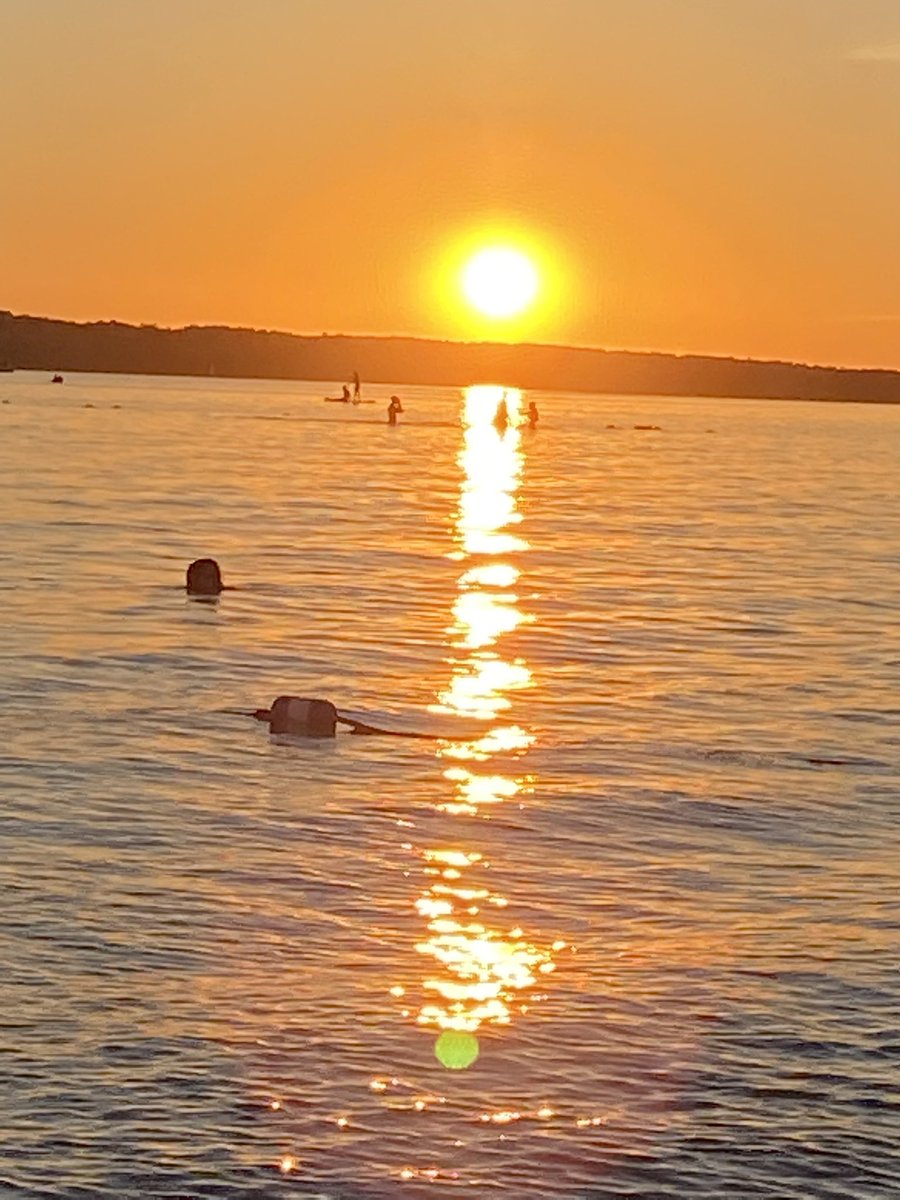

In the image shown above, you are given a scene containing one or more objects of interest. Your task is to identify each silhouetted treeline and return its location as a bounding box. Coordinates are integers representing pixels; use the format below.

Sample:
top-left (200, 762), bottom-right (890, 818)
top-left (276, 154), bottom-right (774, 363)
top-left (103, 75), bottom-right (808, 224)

top-left (3, 309), bottom-right (900, 403)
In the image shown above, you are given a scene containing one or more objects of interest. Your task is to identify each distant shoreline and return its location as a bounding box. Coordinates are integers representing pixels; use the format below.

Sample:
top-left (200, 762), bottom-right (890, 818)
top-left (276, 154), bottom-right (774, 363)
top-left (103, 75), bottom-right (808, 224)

top-left (7, 366), bottom-right (900, 408)
top-left (4, 309), bottom-right (900, 405)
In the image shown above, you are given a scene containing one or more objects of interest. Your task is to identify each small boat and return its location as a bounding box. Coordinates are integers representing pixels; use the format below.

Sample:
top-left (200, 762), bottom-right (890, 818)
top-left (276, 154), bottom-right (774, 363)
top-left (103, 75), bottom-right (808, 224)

top-left (51, 373), bottom-right (64, 384)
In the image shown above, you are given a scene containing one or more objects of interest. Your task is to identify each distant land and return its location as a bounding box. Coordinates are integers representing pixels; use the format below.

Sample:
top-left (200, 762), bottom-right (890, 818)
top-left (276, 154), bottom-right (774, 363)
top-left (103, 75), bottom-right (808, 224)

top-left (3, 308), bottom-right (900, 403)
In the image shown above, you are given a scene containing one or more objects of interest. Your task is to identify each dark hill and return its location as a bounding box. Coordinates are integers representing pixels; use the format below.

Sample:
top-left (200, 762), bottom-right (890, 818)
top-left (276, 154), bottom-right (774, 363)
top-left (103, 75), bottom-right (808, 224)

top-left (2, 309), bottom-right (900, 403)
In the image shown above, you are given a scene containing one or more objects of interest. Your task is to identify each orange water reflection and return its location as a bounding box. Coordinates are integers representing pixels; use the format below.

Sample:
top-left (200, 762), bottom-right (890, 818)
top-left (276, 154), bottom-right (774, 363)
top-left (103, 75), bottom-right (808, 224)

top-left (412, 387), bottom-right (557, 1043)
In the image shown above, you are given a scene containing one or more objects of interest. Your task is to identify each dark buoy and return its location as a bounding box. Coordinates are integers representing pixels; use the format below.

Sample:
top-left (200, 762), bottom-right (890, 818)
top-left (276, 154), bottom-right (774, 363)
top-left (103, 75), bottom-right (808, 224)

top-left (261, 696), bottom-right (338, 738)
top-left (241, 699), bottom-right (469, 739)
top-left (186, 558), bottom-right (224, 596)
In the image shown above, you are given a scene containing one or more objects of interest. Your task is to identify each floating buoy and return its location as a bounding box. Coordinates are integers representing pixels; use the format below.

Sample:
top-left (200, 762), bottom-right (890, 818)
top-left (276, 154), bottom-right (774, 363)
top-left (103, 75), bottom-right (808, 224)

top-left (245, 698), bottom-right (484, 740)
top-left (186, 558), bottom-right (223, 595)
top-left (261, 696), bottom-right (339, 738)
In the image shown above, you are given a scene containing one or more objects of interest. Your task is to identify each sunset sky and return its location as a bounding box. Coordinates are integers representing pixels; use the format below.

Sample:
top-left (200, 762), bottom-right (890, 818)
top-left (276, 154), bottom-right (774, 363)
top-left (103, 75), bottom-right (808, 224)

top-left (2, 0), bottom-right (900, 367)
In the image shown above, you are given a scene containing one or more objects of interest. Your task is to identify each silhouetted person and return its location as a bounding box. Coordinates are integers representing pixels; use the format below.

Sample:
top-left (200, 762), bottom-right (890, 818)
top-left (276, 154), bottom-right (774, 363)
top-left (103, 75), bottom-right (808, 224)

top-left (387, 395), bottom-right (403, 426)
top-left (352, 371), bottom-right (361, 401)
top-left (341, 384), bottom-right (351, 402)
top-left (493, 396), bottom-right (509, 433)
top-left (527, 400), bottom-right (539, 429)
top-left (186, 558), bottom-right (223, 596)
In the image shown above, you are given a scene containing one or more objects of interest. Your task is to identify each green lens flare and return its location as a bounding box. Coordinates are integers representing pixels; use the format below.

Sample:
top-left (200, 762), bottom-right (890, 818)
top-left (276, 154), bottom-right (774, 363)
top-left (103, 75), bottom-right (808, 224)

top-left (435, 1030), bottom-right (480, 1070)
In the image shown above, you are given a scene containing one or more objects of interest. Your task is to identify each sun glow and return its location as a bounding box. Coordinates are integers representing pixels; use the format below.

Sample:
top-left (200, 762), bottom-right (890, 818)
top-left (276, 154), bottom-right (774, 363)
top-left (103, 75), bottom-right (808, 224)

top-left (461, 247), bottom-right (539, 319)
top-left (431, 224), bottom-right (568, 338)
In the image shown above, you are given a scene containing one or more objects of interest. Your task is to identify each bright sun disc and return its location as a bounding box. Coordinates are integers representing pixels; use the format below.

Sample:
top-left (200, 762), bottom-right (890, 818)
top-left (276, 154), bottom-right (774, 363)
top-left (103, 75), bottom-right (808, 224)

top-left (462, 247), bottom-right (539, 319)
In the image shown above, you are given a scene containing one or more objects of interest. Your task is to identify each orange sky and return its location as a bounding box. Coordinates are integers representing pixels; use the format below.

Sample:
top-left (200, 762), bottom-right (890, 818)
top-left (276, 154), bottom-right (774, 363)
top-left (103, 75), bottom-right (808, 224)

top-left (2, 0), bottom-right (900, 367)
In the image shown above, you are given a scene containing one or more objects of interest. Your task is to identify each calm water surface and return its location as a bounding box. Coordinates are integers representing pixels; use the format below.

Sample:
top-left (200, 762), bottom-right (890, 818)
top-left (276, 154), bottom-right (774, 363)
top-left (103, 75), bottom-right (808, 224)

top-left (1, 372), bottom-right (899, 1199)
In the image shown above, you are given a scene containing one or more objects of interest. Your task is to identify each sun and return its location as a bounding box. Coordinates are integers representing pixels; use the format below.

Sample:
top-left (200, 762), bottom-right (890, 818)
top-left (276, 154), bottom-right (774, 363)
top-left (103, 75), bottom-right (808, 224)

top-left (461, 247), bottom-right (540, 320)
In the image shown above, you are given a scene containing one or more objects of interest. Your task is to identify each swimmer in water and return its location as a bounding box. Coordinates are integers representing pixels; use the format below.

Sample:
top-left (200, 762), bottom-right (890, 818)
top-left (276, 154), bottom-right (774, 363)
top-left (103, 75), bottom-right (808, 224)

top-left (493, 396), bottom-right (509, 433)
top-left (186, 558), bottom-right (224, 596)
top-left (527, 400), bottom-right (539, 429)
top-left (387, 395), bottom-right (403, 426)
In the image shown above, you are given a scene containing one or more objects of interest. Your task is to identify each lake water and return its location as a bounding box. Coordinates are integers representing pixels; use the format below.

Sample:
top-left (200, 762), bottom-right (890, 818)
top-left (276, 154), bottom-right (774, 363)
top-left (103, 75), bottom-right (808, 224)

top-left (1, 371), bottom-right (899, 1199)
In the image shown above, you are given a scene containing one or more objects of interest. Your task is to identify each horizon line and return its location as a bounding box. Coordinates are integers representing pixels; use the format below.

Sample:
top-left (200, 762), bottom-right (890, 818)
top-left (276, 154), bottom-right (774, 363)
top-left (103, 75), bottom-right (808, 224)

top-left (3, 304), bottom-right (900, 379)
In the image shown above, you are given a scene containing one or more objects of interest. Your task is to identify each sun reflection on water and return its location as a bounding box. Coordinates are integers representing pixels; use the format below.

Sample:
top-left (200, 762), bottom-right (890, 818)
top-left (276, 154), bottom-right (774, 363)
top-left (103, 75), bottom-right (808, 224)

top-left (408, 386), bottom-right (555, 1051)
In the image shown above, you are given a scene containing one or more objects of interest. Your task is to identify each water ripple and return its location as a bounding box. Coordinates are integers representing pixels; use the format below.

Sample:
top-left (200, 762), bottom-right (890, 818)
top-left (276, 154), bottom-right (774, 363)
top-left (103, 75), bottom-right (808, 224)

top-left (1, 375), bottom-right (899, 1196)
